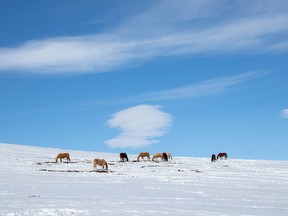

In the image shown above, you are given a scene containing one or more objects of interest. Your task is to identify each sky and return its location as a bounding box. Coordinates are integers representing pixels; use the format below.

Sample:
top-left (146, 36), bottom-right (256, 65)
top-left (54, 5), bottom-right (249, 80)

top-left (0, 0), bottom-right (287, 160)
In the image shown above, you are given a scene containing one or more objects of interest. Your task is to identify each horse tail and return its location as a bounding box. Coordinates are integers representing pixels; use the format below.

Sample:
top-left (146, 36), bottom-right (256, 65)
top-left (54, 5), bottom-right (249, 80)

top-left (67, 154), bottom-right (71, 162)
top-left (105, 161), bottom-right (108, 170)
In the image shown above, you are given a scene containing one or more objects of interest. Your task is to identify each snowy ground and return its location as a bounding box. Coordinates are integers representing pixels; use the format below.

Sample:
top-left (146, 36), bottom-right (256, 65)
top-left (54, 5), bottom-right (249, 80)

top-left (0, 143), bottom-right (288, 216)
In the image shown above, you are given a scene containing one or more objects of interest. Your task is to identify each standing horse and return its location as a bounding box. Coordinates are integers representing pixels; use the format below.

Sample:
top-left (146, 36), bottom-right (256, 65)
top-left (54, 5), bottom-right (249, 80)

top-left (55, 153), bottom-right (71, 163)
top-left (217, 152), bottom-right (228, 159)
top-left (137, 152), bottom-right (150, 162)
top-left (120, 152), bottom-right (129, 162)
top-left (162, 152), bottom-right (168, 161)
top-left (211, 154), bottom-right (217, 162)
top-left (93, 158), bottom-right (108, 171)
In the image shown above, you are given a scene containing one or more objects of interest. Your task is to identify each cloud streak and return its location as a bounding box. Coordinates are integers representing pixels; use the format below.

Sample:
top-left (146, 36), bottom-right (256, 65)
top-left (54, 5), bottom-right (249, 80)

top-left (280, 109), bottom-right (288, 118)
top-left (0, 0), bottom-right (288, 74)
top-left (128, 71), bottom-right (265, 102)
top-left (105, 105), bottom-right (172, 149)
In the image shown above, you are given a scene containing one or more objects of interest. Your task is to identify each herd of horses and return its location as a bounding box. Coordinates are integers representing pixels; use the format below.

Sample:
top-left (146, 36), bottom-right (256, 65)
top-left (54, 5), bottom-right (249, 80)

top-left (55, 151), bottom-right (228, 171)
top-left (120, 152), bottom-right (173, 162)
top-left (211, 152), bottom-right (228, 162)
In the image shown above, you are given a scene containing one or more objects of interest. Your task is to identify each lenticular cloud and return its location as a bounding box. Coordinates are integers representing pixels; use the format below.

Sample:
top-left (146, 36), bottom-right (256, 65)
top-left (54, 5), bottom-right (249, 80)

top-left (105, 105), bottom-right (172, 148)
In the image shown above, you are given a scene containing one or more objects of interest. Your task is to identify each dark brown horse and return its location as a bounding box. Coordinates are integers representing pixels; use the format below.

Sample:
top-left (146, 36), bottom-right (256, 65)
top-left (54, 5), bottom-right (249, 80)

top-left (217, 152), bottom-right (228, 159)
top-left (211, 154), bottom-right (217, 162)
top-left (120, 152), bottom-right (129, 162)
top-left (162, 152), bottom-right (168, 161)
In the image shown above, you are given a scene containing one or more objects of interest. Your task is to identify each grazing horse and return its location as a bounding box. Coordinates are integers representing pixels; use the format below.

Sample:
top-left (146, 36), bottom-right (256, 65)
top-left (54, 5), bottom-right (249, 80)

top-left (120, 152), bottom-right (129, 162)
top-left (93, 158), bottom-right (108, 171)
top-left (152, 153), bottom-right (162, 161)
top-left (211, 154), bottom-right (217, 162)
top-left (217, 152), bottom-right (228, 159)
top-left (162, 152), bottom-right (168, 161)
top-left (167, 153), bottom-right (173, 160)
top-left (137, 152), bottom-right (150, 162)
top-left (55, 153), bottom-right (71, 163)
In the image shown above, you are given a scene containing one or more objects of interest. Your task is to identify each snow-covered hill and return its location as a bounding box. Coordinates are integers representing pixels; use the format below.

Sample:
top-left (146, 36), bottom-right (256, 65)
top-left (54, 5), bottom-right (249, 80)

top-left (0, 143), bottom-right (287, 216)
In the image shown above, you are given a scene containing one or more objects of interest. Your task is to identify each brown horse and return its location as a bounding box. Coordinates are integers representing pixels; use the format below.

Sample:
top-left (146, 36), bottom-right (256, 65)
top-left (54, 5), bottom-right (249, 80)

top-left (93, 158), bottom-right (108, 171)
top-left (120, 152), bottom-right (129, 162)
top-left (211, 154), bottom-right (217, 162)
top-left (55, 153), bottom-right (71, 163)
top-left (152, 153), bottom-right (162, 161)
top-left (217, 152), bottom-right (228, 159)
top-left (137, 152), bottom-right (150, 161)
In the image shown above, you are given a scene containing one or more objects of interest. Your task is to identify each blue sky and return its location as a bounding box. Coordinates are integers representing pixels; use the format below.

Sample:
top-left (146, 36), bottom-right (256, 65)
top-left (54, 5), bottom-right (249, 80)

top-left (0, 0), bottom-right (287, 160)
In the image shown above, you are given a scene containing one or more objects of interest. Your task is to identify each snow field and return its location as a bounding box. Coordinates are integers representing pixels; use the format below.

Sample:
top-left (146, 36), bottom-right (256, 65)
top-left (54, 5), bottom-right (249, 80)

top-left (0, 144), bottom-right (288, 216)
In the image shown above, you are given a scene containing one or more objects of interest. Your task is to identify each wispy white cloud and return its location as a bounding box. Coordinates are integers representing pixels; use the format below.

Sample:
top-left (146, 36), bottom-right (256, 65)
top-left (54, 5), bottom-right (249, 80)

top-left (280, 108), bottom-right (288, 118)
top-left (0, 35), bottom-right (138, 73)
top-left (105, 105), bottom-right (172, 149)
top-left (128, 71), bottom-right (265, 102)
top-left (0, 0), bottom-right (287, 74)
